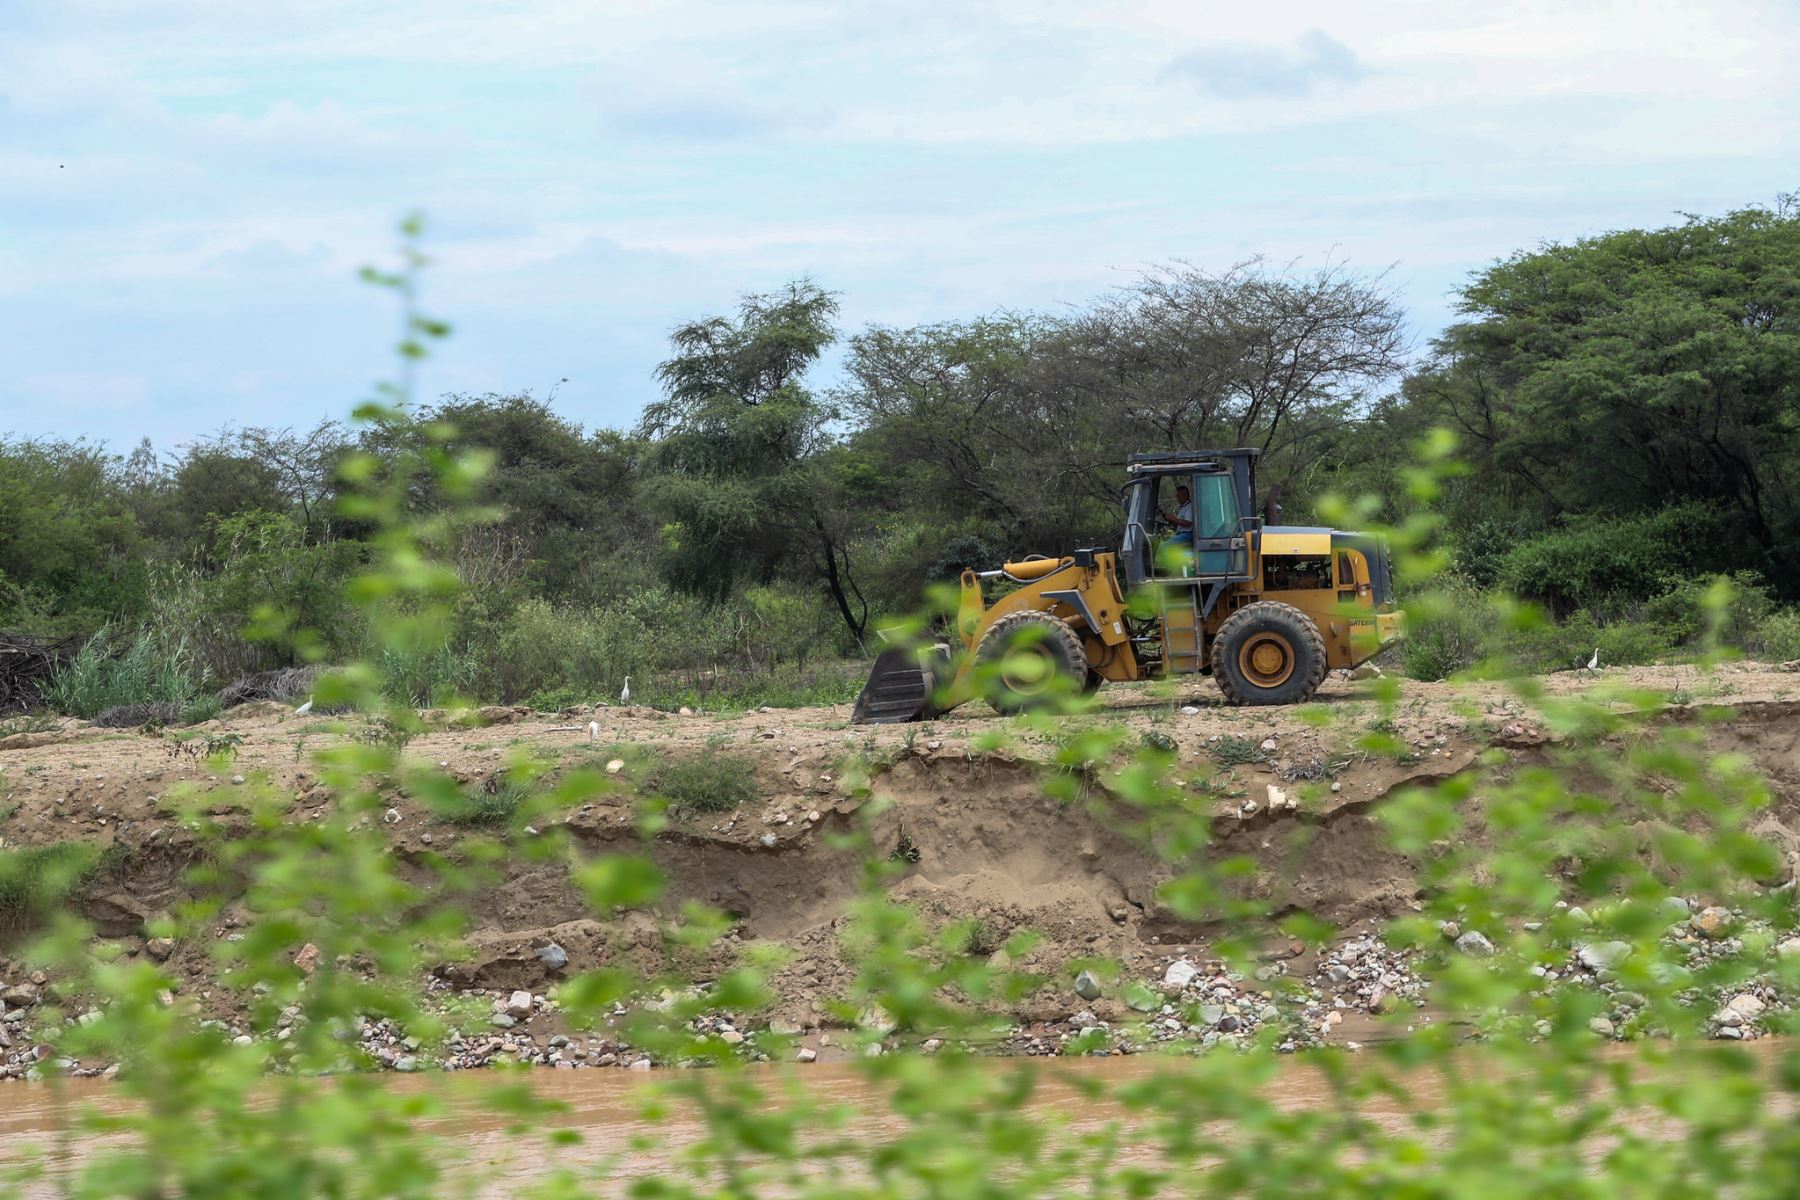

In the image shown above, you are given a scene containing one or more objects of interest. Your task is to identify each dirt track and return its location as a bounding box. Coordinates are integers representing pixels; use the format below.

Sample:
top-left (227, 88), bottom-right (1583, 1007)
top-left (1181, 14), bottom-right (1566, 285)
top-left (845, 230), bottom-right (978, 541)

top-left (4, 661), bottom-right (1800, 1045)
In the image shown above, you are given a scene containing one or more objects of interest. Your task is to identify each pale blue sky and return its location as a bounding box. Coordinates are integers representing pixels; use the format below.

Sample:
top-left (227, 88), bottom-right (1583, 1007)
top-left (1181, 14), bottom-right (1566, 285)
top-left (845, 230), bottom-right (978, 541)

top-left (3, 0), bottom-right (1797, 450)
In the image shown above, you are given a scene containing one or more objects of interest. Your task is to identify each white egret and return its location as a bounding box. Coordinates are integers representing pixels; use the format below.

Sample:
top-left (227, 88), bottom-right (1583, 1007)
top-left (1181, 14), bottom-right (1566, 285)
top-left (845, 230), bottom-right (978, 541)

top-left (295, 695), bottom-right (314, 716)
top-left (620, 676), bottom-right (632, 706)
top-left (1586, 648), bottom-right (1600, 672)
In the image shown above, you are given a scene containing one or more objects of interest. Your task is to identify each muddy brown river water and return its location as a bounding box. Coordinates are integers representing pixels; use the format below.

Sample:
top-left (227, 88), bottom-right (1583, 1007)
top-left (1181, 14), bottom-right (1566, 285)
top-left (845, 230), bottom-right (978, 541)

top-left (4, 1040), bottom-right (1787, 1196)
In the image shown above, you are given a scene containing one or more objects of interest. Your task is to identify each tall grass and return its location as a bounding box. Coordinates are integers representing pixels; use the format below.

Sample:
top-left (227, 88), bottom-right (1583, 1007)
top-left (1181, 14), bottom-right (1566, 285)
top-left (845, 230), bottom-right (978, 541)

top-left (46, 626), bottom-right (206, 718)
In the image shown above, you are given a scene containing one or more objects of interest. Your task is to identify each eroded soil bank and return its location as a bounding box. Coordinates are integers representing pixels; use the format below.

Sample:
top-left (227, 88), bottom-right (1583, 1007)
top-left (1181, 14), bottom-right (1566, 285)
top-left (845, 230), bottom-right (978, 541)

top-left (4, 662), bottom-right (1799, 1075)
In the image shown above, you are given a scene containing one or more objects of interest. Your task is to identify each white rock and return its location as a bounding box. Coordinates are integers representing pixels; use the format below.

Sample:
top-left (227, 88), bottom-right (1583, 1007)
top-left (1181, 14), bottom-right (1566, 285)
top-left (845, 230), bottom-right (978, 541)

top-left (1454, 930), bottom-right (1496, 957)
top-left (1576, 941), bottom-right (1633, 971)
top-left (1179, 706), bottom-right (1200, 716)
top-left (1163, 960), bottom-right (1200, 989)
top-left (505, 990), bottom-right (534, 1019)
top-left (1266, 785), bottom-right (1291, 811)
top-left (1725, 993), bottom-right (1766, 1020)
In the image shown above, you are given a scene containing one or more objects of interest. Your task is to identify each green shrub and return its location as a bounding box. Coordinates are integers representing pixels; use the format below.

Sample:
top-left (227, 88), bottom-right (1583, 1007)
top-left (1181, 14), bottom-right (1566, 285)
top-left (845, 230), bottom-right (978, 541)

top-left (1641, 571), bottom-right (1775, 649)
top-left (1594, 620), bottom-right (1676, 667)
top-left (1751, 609), bottom-right (1800, 662)
top-left (475, 596), bottom-right (654, 705)
top-left (444, 775), bottom-right (532, 827)
top-left (1496, 503), bottom-right (1728, 614)
top-left (646, 754), bottom-right (759, 814)
top-left (47, 626), bottom-right (206, 718)
top-left (0, 841), bottom-right (103, 926)
top-left (1400, 578), bottom-right (1494, 681)
top-left (741, 583), bottom-right (834, 669)
top-left (1500, 608), bottom-right (1600, 673)
top-left (146, 514), bottom-right (365, 684)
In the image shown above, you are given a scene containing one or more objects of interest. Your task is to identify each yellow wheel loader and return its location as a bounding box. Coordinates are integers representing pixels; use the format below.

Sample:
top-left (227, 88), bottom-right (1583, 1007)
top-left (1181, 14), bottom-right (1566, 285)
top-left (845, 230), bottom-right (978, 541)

top-left (852, 448), bottom-right (1404, 723)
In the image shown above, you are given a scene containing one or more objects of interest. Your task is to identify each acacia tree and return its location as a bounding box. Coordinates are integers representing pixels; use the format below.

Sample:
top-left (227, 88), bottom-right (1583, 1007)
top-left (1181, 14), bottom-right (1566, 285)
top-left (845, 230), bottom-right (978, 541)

top-left (1058, 259), bottom-right (1409, 493)
top-left (640, 280), bottom-right (873, 644)
top-left (842, 260), bottom-right (1409, 555)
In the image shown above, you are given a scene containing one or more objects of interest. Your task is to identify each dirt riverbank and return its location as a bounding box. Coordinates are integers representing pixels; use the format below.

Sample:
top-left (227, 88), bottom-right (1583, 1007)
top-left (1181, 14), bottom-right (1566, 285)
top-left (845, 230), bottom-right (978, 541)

top-left (3, 661), bottom-right (1799, 1075)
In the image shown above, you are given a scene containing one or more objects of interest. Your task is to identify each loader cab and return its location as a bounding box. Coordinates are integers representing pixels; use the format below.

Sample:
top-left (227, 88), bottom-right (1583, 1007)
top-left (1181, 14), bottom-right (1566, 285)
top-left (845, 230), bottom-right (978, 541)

top-left (1120, 449), bottom-right (1260, 588)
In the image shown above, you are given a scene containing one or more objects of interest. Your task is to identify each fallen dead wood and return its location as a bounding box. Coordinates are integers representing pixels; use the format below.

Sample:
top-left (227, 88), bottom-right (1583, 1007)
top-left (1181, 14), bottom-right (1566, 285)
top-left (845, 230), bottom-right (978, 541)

top-left (0, 632), bottom-right (81, 713)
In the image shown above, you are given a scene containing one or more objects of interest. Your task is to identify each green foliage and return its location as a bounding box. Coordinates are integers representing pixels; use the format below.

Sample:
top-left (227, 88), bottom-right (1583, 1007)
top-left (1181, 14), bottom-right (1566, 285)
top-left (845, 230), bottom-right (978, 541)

top-left (1495, 503), bottom-right (1729, 614)
top-left (445, 775), bottom-right (532, 827)
top-left (474, 594), bottom-right (652, 705)
top-left (0, 439), bottom-right (147, 633)
top-left (0, 841), bottom-right (103, 926)
top-left (1400, 576), bottom-right (1494, 681)
top-left (1423, 198), bottom-right (1800, 594)
top-left (645, 753), bottom-right (759, 814)
top-left (639, 281), bottom-right (841, 601)
top-left (376, 639), bottom-right (475, 708)
top-left (46, 626), bottom-right (206, 718)
top-left (1752, 609), bottom-right (1800, 661)
top-left (1403, 571), bottom-right (1800, 678)
top-left (1642, 571), bottom-right (1776, 648)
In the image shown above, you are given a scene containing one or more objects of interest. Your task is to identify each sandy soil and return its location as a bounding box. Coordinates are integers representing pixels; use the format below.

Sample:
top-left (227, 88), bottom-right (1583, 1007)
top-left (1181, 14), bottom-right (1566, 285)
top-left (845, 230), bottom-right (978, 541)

top-left (4, 660), bottom-right (1799, 1046)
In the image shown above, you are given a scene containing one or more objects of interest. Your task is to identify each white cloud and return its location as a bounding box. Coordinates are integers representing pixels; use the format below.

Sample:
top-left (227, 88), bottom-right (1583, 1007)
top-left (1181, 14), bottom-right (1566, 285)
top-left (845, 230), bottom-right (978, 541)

top-left (2, 0), bottom-right (1797, 444)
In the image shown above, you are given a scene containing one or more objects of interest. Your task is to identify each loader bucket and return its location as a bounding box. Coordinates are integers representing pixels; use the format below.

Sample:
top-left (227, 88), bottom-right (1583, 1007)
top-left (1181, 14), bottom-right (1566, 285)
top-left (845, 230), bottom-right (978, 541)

top-left (851, 646), bottom-right (950, 724)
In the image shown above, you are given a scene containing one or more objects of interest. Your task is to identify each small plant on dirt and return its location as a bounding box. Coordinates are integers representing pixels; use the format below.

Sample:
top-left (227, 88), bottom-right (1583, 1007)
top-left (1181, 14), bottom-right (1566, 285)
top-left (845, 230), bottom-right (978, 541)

top-left (353, 715), bottom-right (414, 751)
top-left (203, 732), bottom-right (244, 762)
top-left (1280, 756), bottom-right (1331, 782)
top-left (1209, 734), bottom-right (1266, 767)
top-left (447, 775), bottom-right (532, 827)
top-left (1142, 730), bottom-right (1178, 754)
top-left (890, 827), bottom-right (922, 864)
top-left (183, 695), bottom-right (224, 726)
top-left (950, 917), bottom-right (1002, 957)
top-left (646, 755), bottom-right (758, 815)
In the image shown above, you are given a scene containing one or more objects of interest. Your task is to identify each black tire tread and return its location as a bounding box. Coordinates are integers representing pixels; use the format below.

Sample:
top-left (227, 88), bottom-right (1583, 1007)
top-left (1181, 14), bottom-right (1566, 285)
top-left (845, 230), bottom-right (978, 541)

top-left (976, 609), bottom-right (1090, 713)
top-left (1210, 600), bottom-right (1327, 707)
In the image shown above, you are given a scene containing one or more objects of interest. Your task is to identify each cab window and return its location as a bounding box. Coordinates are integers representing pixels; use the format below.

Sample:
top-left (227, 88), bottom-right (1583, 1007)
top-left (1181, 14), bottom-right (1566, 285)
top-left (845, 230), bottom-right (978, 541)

top-left (1191, 471), bottom-right (1238, 539)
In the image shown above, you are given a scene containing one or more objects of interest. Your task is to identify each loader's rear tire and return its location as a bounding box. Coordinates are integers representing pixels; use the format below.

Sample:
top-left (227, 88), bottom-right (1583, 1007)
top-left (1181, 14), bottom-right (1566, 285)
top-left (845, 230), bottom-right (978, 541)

top-left (1211, 601), bottom-right (1326, 706)
top-left (976, 610), bottom-right (1089, 714)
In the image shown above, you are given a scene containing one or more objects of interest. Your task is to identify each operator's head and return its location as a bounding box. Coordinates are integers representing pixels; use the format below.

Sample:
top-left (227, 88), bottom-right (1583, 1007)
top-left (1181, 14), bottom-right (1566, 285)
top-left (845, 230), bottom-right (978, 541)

top-left (1175, 484), bottom-right (1190, 502)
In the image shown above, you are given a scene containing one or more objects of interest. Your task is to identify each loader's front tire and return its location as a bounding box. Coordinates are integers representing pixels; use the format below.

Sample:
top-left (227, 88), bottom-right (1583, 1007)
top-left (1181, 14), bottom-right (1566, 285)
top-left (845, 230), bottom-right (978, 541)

top-left (976, 610), bottom-right (1090, 714)
top-left (1211, 601), bottom-right (1326, 706)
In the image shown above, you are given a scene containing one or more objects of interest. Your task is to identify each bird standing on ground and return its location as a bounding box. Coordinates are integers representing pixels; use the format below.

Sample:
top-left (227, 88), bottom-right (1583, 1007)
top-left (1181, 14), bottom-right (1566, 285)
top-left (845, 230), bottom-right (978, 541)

top-left (1586, 648), bottom-right (1600, 672)
top-left (620, 676), bottom-right (631, 706)
top-left (588, 721), bottom-right (599, 744)
top-left (295, 695), bottom-right (314, 716)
